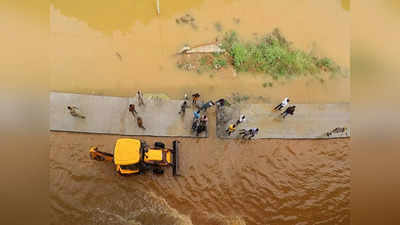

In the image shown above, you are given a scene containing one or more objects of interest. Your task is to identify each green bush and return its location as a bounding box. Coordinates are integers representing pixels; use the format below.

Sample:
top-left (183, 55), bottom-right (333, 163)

top-left (231, 42), bottom-right (249, 71)
top-left (213, 57), bottom-right (227, 68)
top-left (220, 29), bottom-right (341, 78)
top-left (316, 57), bottom-right (340, 73)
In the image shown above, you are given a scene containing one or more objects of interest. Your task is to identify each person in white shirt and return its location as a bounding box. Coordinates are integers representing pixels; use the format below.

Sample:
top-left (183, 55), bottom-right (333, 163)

top-left (273, 97), bottom-right (290, 111)
top-left (235, 114), bottom-right (246, 125)
top-left (67, 106), bottom-right (85, 119)
top-left (137, 90), bottom-right (145, 106)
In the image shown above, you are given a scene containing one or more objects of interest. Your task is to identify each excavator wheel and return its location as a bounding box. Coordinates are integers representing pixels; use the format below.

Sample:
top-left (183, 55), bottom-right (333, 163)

top-left (154, 142), bottom-right (165, 149)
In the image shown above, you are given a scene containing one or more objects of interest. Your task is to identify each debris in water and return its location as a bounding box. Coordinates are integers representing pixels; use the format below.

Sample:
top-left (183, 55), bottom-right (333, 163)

top-left (233, 17), bottom-right (240, 24)
top-left (115, 52), bottom-right (122, 61)
top-left (178, 43), bottom-right (225, 54)
top-left (176, 13), bottom-right (197, 30)
top-left (214, 22), bottom-right (223, 32)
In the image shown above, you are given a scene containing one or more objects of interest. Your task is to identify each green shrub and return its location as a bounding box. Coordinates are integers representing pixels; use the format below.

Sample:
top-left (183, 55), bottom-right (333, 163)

top-left (219, 29), bottom-right (341, 78)
top-left (316, 57), bottom-right (340, 73)
top-left (200, 56), bottom-right (208, 65)
top-left (213, 57), bottom-right (227, 69)
top-left (231, 42), bottom-right (249, 71)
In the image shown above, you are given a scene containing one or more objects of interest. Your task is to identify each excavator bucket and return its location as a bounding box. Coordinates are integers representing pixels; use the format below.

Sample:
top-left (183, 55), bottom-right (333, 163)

top-left (89, 147), bottom-right (114, 161)
top-left (172, 140), bottom-right (180, 176)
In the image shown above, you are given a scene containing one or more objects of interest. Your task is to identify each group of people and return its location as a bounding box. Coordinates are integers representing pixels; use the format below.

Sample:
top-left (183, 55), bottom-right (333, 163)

top-left (225, 114), bottom-right (260, 139)
top-left (224, 96), bottom-right (297, 139)
top-left (273, 97), bottom-right (296, 119)
top-left (128, 90), bottom-right (146, 129)
top-left (180, 93), bottom-right (214, 136)
top-left (67, 91), bottom-right (297, 139)
top-left (178, 93), bottom-right (230, 136)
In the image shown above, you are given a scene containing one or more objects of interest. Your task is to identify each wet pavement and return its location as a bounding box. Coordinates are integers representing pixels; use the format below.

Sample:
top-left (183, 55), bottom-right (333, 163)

top-left (216, 103), bottom-right (350, 139)
top-left (50, 92), bottom-right (207, 137)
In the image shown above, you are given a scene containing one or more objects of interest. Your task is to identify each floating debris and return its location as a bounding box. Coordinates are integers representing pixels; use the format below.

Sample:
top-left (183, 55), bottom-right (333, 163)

top-left (233, 17), bottom-right (240, 24)
top-left (176, 13), bottom-right (198, 30)
top-left (115, 52), bottom-right (122, 61)
top-left (178, 43), bottom-right (225, 54)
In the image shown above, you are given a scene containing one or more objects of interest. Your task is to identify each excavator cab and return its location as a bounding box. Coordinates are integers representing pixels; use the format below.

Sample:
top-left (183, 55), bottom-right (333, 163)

top-left (89, 139), bottom-right (180, 176)
top-left (113, 138), bottom-right (143, 175)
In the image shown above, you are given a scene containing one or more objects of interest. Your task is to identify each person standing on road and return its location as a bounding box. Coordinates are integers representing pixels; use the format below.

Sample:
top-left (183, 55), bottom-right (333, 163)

top-left (274, 97), bottom-right (290, 111)
top-left (67, 106), bottom-right (85, 119)
top-left (192, 93), bottom-right (200, 105)
top-left (137, 90), bottom-right (145, 106)
top-left (216, 98), bottom-right (226, 108)
top-left (193, 110), bottom-right (201, 120)
top-left (235, 114), bottom-right (246, 126)
top-left (225, 124), bottom-right (236, 136)
top-left (196, 115), bottom-right (208, 136)
top-left (200, 115), bottom-right (208, 124)
top-left (179, 101), bottom-right (188, 115)
top-left (247, 128), bottom-right (259, 139)
top-left (281, 105), bottom-right (296, 119)
top-left (200, 101), bottom-right (215, 112)
top-left (137, 116), bottom-right (146, 130)
top-left (129, 104), bottom-right (137, 118)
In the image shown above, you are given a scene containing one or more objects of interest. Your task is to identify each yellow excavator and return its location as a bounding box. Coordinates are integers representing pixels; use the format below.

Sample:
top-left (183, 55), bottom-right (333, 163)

top-left (89, 139), bottom-right (180, 176)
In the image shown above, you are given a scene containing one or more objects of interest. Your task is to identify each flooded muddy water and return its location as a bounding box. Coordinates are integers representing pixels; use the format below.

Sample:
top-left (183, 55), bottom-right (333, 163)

top-left (50, 132), bottom-right (350, 225)
top-left (48, 0), bottom-right (350, 224)
top-left (50, 0), bottom-right (350, 103)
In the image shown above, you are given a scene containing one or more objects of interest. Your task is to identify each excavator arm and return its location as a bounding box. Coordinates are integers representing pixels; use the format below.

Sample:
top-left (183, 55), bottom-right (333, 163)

top-left (89, 147), bottom-right (114, 161)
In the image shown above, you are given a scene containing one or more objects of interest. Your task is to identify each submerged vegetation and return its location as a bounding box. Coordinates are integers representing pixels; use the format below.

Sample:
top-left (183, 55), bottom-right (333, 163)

top-left (221, 29), bottom-right (341, 77)
top-left (177, 28), bottom-right (342, 79)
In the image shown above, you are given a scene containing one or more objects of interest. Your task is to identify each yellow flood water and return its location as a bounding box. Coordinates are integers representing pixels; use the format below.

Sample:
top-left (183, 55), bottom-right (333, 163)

top-left (50, 0), bottom-right (350, 103)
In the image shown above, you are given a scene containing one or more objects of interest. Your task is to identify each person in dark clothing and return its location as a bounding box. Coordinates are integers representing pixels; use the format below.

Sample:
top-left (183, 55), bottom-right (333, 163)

top-left (247, 128), bottom-right (259, 139)
top-left (128, 104), bottom-right (137, 117)
top-left (192, 118), bottom-right (200, 132)
top-left (239, 128), bottom-right (259, 139)
top-left (281, 105), bottom-right (296, 119)
top-left (192, 93), bottom-right (200, 105)
top-left (239, 129), bottom-right (250, 138)
top-left (216, 98), bottom-right (226, 107)
top-left (137, 116), bottom-right (146, 130)
top-left (327, 127), bottom-right (348, 137)
top-left (196, 116), bottom-right (208, 136)
top-left (178, 101), bottom-right (188, 115)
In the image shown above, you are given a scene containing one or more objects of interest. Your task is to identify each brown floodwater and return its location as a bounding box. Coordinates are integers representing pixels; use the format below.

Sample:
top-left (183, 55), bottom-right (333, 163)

top-left (50, 131), bottom-right (350, 225)
top-left (50, 0), bottom-right (350, 103)
top-left (47, 0), bottom-right (350, 224)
